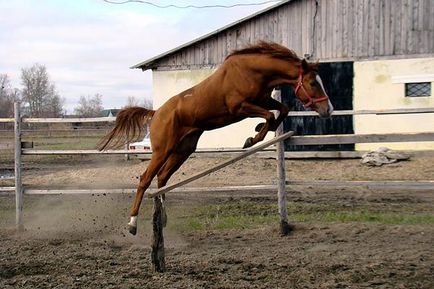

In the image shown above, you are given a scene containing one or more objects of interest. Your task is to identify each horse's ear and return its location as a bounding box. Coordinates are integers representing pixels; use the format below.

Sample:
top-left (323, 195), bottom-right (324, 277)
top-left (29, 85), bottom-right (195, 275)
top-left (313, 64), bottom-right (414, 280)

top-left (311, 60), bottom-right (320, 72)
top-left (301, 58), bottom-right (310, 73)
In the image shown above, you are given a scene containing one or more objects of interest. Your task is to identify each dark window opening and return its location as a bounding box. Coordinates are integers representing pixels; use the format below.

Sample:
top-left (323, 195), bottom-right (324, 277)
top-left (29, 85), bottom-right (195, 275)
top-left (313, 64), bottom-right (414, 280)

top-left (405, 82), bottom-right (431, 97)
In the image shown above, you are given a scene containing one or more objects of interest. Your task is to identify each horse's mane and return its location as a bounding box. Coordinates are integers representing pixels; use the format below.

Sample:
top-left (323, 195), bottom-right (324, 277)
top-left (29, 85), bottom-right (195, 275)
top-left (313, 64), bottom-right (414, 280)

top-left (226, 41), bottom-right (300, 61)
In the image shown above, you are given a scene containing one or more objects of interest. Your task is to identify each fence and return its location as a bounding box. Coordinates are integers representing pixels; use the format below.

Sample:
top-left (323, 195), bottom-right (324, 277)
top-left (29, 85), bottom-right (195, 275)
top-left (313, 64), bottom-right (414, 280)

top-left (2, 102), bottom-right (434, 230)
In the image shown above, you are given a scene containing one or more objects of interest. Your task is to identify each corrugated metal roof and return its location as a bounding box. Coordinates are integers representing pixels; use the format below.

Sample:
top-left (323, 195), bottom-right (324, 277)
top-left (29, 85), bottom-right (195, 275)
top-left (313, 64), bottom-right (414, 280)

top-left (131, 0), bottom-right (293, 70)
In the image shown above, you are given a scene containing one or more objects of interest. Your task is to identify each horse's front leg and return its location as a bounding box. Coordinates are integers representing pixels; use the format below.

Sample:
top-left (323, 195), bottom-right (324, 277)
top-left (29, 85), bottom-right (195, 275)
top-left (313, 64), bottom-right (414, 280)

top-left (255, 98), bottom-right (289, 132)
top-left (231, 102), bottom-right (275, 148)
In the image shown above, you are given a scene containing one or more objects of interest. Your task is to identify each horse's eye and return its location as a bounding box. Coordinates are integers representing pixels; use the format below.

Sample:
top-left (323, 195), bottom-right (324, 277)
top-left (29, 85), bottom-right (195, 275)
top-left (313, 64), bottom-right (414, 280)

top-left (310, 81), bottom-right (316, 87)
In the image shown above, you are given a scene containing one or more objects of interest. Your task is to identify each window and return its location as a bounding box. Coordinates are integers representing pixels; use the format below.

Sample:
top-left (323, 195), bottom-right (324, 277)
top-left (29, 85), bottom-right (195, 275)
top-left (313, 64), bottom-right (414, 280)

top-left (405, 82), bottom-right (431, 97)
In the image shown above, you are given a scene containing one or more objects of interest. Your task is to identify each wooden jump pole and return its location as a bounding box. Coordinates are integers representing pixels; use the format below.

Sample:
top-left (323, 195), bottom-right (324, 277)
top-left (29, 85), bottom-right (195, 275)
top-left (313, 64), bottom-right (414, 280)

top-left (14, 102), bottom-right (24, 231)
top-left (147, 130), bottom-right (295, 198)
top-left (273, 89), bottom-right (291, 235)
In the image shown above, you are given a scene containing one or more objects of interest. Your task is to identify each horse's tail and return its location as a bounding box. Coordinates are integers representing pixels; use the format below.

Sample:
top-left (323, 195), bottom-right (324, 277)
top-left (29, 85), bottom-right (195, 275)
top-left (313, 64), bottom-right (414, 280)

top-left (98, 106), bottom-right (155, 151)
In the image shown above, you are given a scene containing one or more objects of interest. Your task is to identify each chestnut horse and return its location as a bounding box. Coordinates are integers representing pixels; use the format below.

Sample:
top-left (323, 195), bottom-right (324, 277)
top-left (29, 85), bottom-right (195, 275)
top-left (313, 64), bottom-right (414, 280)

top-left (98, 42), bottom-right (333, 235)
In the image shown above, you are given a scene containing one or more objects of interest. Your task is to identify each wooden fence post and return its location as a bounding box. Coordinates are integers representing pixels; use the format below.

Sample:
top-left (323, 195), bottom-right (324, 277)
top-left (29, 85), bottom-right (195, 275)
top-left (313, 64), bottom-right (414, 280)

top-left (273, 89), bottom-right (291, 235)
top-left (14, 102), bottom-right (24, 231)
top-left (151, 196), bottom-right (166, 272)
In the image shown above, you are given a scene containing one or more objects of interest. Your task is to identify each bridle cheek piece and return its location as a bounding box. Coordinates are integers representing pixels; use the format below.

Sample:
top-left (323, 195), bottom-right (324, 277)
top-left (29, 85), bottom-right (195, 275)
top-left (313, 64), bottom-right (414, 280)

top-left (294, 69), bottom-right (329, 108)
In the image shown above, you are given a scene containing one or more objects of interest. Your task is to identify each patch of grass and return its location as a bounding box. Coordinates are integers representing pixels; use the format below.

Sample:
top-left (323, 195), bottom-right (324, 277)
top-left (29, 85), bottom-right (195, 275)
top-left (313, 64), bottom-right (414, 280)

top-left (318, 211), bottom-right (434, 225)
top-left (173, 200), bottom-right (434, 233)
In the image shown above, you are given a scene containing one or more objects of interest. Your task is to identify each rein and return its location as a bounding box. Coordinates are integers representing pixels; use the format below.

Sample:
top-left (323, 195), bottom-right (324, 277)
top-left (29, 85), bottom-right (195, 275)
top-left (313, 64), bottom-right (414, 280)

top-left (294, 68), bottom-right (329, 108)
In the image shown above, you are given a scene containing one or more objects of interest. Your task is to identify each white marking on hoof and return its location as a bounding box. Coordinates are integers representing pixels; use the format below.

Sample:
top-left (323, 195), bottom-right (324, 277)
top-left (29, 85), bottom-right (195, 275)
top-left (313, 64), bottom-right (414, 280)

top-left (128, 216), bottom-right (137, 227)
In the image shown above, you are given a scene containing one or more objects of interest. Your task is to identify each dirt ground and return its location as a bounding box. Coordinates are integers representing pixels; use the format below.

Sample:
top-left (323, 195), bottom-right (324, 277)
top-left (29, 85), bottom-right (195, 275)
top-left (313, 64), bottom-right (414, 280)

top-left (0, 155), bottom-right (433, 288)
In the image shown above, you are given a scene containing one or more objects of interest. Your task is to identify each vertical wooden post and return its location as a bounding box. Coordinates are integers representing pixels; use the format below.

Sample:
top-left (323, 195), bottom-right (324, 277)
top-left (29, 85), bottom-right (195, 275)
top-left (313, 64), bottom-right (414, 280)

top-left (124, 143), bottom-right (130, 161)
top-left (273, 89), bottom-right (291, 235)
top-left (14, 102), bottom-right (24, 231)
top-left (151, 196), bottom-right (165, 272)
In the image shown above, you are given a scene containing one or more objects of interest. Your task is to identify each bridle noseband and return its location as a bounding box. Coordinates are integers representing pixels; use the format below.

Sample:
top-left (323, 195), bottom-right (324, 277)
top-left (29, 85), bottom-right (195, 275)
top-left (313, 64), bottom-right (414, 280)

top-left (294, 68), bottom-right (329, 108)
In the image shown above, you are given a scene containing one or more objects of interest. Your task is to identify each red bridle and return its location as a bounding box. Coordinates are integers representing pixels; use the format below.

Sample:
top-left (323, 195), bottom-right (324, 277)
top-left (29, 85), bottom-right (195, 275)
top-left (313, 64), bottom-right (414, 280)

top-left (294, 69), bottom-right (329, 108)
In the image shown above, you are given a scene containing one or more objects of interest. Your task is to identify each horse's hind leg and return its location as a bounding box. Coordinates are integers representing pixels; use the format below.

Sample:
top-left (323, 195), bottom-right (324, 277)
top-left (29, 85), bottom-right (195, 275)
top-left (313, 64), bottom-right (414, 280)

top-left (156, 130), bottom-right (202, 227)
top-left (128, 151), bottom-right (171, 235)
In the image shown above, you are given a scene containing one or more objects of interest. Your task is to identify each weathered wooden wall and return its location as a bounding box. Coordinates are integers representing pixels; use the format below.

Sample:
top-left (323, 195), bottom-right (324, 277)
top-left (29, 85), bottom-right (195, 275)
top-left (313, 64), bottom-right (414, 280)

top-left (142, 0), bottom-right (434, 71)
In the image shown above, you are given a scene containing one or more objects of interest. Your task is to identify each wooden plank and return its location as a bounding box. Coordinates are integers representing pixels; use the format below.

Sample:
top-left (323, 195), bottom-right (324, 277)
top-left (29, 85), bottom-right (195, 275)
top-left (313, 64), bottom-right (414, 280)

top-left (25, 188), bottom-right (137, 195)
top-left (318, 0), bottom-right (325, 57)
top-left (22, 117), bottom-right (115, 123)
top-left (377, 0), bottom-right (385, 56)
top-left (335, 0), bottom-right (343, 58)
top-left (342, 0), bottom-right (348, 57)
top-left (284, 151), bottom-right (365, 159)
top-left (22, 131), bottom-right (434, 156)
top-left (362, 0), bottom-right (370, 56)
top-left (283, 4), bottom-right (290, 47)
top-left (400, 0), bottom-right (409, 54)
top-left (21, 149), bottom-right (152, 155)
top-left (0, 118), bottom-right (14, 123)
top-left (147, 131), bottom-right (295, 198)
top-left (384, 0), bottom-right (391, 54)
top-left (350, 0), bottom-right (357, 57)
top-left (295, 0), bottom-right (302, 54)
top-left (356, 0), bottom-right (364, 57)
top-left (301, 0), bottom-right (308, 54)
top-left (330, 0), bottom-right (337, 59)
top-left (23, 186), bottom-right (278, 195)
top-left (284, 107), bottom-right (434, 116)
top-left (287, 180), bottom-right (434, 190)
top-left (288, 132), bottom-right (434, 145)
top-left (369, 0), bottom-right (378, 57)
top-left (22, 180), bottom-right (434, 196)
top-left (22, 146), bottom-right (434, 158)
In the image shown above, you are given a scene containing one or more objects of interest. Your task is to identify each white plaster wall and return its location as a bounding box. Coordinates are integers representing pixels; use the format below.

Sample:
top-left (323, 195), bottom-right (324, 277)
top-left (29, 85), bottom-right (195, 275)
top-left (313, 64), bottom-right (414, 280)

top-left (152, 69), bottom-right (273, 149)
top-left (353, 58), bottom-right (434, 150)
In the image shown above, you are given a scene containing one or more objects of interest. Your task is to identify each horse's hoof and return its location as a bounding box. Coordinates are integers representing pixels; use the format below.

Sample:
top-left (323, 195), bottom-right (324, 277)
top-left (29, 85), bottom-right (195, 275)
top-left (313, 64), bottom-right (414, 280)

top-left (128, 225), bottom-right (137, 236)
top-left (255, 123), bottom-right (265, 132)
top-left (243, 137), bottom-right (254, 149)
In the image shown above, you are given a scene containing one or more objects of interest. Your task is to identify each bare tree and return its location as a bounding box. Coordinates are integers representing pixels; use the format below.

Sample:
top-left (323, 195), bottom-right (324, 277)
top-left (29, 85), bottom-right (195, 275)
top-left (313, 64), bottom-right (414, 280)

top-left (74, 93), bottom-right (103, 117)
top-left (124, 96), bottom-right (153, 109)
top-left (0, 74), bottom-right (19, 117)
top-left (20, 64), bottom-right (64, 117)
top-left (142, 97), bottom-right (153, 109)
top-left (125, 96), bottom-right (140, 107)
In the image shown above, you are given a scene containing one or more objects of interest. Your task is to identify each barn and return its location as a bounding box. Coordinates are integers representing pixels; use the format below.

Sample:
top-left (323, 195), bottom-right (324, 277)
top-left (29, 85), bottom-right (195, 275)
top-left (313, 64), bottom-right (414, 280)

top-left (132, 0), bottom-right (434, 151)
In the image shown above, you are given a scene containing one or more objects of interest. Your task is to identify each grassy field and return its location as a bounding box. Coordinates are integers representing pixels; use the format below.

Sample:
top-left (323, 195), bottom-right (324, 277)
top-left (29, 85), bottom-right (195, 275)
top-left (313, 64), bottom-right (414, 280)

top-left (172, 200), bottom-right (434, 233)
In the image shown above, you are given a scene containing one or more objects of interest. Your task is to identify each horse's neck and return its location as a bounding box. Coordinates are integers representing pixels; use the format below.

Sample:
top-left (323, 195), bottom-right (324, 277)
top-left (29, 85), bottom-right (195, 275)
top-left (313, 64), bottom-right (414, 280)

top-left (242, 56), bottom-right (300, 88)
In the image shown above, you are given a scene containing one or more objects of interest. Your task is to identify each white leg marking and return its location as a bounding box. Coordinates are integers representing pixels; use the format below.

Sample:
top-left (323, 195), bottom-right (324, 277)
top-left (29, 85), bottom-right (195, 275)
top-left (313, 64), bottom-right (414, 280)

top-left (128, 216), bottom-right (138, 227)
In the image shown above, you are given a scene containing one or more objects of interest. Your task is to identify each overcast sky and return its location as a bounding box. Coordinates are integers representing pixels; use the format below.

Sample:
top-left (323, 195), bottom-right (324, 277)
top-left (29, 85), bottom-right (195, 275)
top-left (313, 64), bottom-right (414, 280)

top-left (0, 0), bottom-right (278, 113)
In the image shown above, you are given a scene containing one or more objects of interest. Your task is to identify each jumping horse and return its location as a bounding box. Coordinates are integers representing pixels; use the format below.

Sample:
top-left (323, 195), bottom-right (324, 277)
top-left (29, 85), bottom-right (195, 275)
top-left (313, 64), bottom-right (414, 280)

top-left (98, 42), bottom-right (334, 235)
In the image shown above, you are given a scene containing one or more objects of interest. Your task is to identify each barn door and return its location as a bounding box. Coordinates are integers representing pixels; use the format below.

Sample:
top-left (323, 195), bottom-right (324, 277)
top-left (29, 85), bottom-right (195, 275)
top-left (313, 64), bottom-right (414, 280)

top-left (281, 61), bottom-right (354, 151)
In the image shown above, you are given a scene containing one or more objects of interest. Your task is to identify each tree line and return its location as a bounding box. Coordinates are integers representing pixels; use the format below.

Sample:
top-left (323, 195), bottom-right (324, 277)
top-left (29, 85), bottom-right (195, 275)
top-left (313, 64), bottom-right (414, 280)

top-left (1, 63), bottom-right (152, 118)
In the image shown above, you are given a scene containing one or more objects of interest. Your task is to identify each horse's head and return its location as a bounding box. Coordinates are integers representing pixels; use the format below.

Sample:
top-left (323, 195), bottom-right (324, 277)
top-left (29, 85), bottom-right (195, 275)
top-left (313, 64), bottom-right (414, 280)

top-left (294, 59), bottom-right (334, 118)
